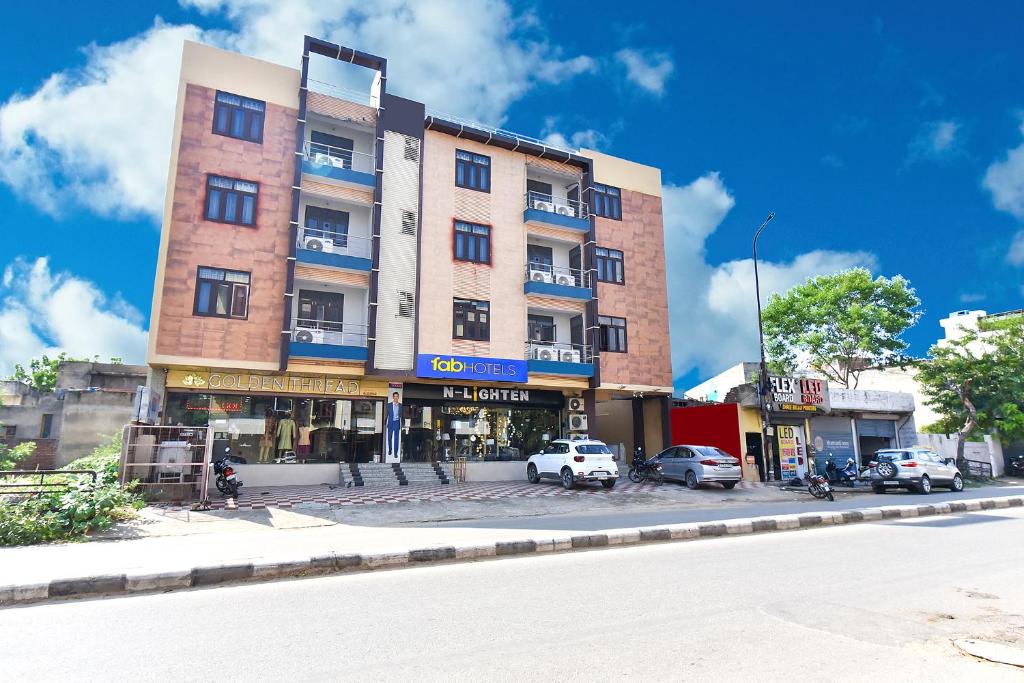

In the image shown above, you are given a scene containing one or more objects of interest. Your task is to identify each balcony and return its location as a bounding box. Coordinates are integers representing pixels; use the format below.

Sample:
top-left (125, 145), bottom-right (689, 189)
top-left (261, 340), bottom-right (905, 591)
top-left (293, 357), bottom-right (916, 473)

top-left (523, 191), bottom-right (589, 232)
top-left (289, 319), bottom-right (369, 361)
top-left (524, 263), bottom-right (591, 300)
top-left (296, 227), bottom-right (373, 272)
top-left (525, 340), bottom-right (594, 377)
top-left (301, 140), bottom-right (376, 188)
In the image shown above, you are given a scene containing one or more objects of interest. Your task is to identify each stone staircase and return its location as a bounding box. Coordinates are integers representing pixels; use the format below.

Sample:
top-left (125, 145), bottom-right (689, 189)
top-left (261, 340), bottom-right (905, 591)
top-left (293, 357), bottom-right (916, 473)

top-left (344, 462), bottom-right (454, 487)
top-left (401, 462), bottom-right (452, 485)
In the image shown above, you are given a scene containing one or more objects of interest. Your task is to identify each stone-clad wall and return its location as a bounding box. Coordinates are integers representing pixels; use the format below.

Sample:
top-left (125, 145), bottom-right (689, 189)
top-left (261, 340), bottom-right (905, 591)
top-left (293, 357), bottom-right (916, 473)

top-left (153, 83), bottom-right (296, 366)
top-left (594, 189), bottom-right (672, 388)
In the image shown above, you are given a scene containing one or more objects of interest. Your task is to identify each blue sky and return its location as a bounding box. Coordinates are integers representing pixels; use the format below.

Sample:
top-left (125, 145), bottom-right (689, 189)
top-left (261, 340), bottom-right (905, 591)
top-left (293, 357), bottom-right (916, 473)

top-left (1, 1), bottom-right (1022, 392)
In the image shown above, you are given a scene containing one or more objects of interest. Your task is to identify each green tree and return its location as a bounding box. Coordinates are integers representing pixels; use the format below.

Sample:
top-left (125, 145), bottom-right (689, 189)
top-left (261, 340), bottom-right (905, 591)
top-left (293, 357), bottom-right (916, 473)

top-left (916, 317), bottom-right (1024, 469)
top-left (762, 268), bottom-right (921, 388)
top-left (0, 440), bottom-right (35, 471)
top-left (9, 353), bottom-right (72, 393)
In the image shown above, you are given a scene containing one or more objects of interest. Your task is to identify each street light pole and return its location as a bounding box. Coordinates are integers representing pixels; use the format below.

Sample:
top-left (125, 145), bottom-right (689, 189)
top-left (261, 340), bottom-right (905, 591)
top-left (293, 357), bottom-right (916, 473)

top-left (753, 212), bottom-right (775, 481)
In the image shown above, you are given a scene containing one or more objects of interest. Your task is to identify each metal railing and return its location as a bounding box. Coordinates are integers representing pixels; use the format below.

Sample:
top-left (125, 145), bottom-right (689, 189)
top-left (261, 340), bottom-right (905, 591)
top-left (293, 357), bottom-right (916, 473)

top-left (965, 459), bottom-right (994, 478)
top-left (425, 109), bottom-right (576, 155)
top-left (526, 191), bottom-right (588, 219)
top-left (119, 425), bottom-right (213, 502)
top-left (297, 226), bottom-right (373, 259)
top-left (0, 469), bottom-right (97, 496)
top-left (525, 340), bottom-right (593, 364)
top-left (525, 262), bottom-right (590, 289)
top-left (293, 319), bottom-right (369, 347)
top-left (303, 140), bottom-right (376, 175)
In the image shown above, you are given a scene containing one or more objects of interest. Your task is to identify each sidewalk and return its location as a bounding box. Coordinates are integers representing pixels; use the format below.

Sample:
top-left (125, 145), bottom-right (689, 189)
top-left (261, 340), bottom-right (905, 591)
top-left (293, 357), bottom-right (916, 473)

top-left (2, 492), bottom-right (1021, 606)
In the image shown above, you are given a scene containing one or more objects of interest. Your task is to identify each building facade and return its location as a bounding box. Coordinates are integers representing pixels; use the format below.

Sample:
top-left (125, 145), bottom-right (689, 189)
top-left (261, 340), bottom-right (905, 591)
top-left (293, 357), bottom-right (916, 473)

top-left (146, 38), bottom-right (673, 484)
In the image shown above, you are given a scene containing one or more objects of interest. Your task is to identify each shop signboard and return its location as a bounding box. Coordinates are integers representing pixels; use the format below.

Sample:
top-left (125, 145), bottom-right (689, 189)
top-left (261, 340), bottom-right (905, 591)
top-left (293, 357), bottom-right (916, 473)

top-left (768, 376), bottom-right (830, 414)
top-left (166, 369), bottom-right (388, 397)
top-left (415, 354), bottom-right (528, 383)
top-left (403, 383), bottom-right (565, 408)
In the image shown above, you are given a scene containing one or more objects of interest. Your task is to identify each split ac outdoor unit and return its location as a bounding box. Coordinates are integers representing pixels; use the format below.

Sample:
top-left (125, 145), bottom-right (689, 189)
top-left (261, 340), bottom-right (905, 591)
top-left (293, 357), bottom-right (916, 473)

top-left (303, 236), bottom-right (334, 252)
top-left (555, 273), bottom-right (576, 287)
top-left (556, 204), bottom-right (575, 217)
top-left (559, 349), bottom-right (581, 364)
top-left (569, 413), bottom-right (588, 431)
top-left (533, 346), bottom-right (558, 361)
top-left (313, 153), bottom-right (332, 165)
top-left (532, 200), bottom-right (554, 212)
top-left (294, 327), bottom-right (325, 344)
top-left (529, 269), bottom-right (552, 283)
top-left (567, 397), bottom-right (585, 412)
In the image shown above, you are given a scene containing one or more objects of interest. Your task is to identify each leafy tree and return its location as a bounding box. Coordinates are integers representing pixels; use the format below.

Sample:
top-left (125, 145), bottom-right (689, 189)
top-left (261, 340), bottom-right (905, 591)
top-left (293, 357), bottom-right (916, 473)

top-left (916, 317), bottom-right (1024, 469)
top-left (0, 440), bottom-right (36, 471)
top-left (7, 352), bottom-right (123, 393)
top-left (762, 268), bottom-right (921, 388)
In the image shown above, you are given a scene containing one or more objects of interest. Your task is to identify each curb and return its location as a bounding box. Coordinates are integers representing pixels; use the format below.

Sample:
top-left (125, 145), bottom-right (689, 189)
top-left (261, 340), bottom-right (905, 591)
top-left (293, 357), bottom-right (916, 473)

top-left (3, 494), bottom-right (1022, 607)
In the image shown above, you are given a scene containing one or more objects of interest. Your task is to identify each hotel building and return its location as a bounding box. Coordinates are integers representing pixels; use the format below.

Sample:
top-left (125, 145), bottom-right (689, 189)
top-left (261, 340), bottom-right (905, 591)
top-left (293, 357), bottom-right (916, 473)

top-left (146, 37), bottom-right (672, 484)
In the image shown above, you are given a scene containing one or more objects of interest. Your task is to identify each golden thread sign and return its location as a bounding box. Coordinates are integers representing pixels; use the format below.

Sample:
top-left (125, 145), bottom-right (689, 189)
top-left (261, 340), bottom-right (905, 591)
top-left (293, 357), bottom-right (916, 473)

top-left (167, 370), bottom-right (387, 397)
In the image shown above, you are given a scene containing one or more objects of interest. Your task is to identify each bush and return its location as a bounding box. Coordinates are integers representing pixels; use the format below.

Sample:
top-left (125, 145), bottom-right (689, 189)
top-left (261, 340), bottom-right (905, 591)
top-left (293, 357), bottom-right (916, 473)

top-left (0, 440), bottom-right (36, 471)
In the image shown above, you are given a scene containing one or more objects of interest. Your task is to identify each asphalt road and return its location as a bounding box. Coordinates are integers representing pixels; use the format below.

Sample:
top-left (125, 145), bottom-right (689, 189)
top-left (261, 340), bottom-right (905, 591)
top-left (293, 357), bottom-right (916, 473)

top-left (416, 483), bottom-right (1024, 531)
top-left (3, 506), bottom-right (1023, 681)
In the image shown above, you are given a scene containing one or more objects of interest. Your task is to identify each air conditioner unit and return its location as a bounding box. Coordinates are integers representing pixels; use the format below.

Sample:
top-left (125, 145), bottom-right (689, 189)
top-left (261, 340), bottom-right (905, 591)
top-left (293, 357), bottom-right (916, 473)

top-left (556, 204), bottom-right (575, 217)
top-left (293, 327), bottom-right (325, 344)
top-left (567, 397), bottom-right (584, 412)
top-left (559, 349), bottom-right (581, 364)
top-left (569, 413), bottom-right (588, 431)
top-left (529, 268), bottom-right (552, 283)
top-left (313, 153), bottom-right (331, 165)
top-left (534, 346), bottom-right (558, 361)
top-left (303, 236), bottom-right (334, 252)
top-left (554, 273), bottom-right (576, 287)
top-left (532, 200), bottom-right (554, 212)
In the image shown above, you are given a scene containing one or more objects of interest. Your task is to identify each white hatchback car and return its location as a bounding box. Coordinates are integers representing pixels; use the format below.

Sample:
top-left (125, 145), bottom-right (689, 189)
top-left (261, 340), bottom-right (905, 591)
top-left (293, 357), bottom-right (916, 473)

top-left (527, 439), bottom-right (619, 489)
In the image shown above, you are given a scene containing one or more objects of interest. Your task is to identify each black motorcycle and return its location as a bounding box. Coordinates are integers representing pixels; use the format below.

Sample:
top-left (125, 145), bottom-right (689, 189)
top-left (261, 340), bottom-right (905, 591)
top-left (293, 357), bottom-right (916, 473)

top-left (1009, 454), bottom-right (1024, 477)
top-left (807, 472), bottom-right (834, 501)
top-left (213, 448), bottom-right (243, 497)
top-left (628, 454), bottom-right (664, 485)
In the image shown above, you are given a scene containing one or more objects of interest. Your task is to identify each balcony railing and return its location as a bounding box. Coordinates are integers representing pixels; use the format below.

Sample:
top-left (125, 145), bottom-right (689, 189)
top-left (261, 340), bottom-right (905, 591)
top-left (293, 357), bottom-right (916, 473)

top-left (292, 319), bottom-right (368, 347)
top-left (526, 191), bottom-right (588, 219)
top-left (297, 227), bottom-right (373, 260)
top-left (524, 340), bottom-right (593, 364)
top-left (525, 263), bottom-right (590, 289)
top-left (303, 140), bottom-right (375, 175)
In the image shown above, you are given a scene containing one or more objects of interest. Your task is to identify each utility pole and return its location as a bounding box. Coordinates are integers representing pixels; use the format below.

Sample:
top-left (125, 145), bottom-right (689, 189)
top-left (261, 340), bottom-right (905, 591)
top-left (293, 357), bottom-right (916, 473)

top-left (753, 212), bottom-right (776, 481)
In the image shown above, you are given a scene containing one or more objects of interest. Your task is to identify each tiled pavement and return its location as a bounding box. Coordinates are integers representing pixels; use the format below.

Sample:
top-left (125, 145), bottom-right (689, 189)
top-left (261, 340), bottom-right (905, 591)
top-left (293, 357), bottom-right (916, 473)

top-left (156, 479), bottom-right (765, 511)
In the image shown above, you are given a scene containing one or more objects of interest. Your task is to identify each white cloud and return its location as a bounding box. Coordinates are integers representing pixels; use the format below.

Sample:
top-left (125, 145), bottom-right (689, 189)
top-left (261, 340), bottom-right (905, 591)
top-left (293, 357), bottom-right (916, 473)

top-left (958, 292), bottom-right (987, 303)
top-left (663, 173), bottom-right (877, 391)
top-left (982, 117), bottom-right (1024, 266)
top-left (540, 116), bottom-right (608, 151)
top-left (0, 257), bottom-right (148, 376)
top-left (1009, 231), bottom-right (1024, 266)
top-left (0, 0), bottom-right (596, 219)
top-left (614, 48), bottom-right (674, 96)
top-left (906, 119), bottom-right (962, 164)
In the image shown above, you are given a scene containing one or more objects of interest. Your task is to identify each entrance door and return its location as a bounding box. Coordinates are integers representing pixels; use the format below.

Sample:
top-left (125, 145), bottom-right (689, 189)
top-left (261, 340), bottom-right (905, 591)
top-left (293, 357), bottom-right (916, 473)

top-left (745, 432), bottom-right (765, 482)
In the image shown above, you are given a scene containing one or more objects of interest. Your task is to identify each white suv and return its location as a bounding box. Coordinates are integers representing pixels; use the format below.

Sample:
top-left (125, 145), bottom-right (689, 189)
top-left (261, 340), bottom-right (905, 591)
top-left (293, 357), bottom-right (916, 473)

top-left (870, 447), bottom-right (965, 494)
top-left (527, 439), bottom-right (619, 490)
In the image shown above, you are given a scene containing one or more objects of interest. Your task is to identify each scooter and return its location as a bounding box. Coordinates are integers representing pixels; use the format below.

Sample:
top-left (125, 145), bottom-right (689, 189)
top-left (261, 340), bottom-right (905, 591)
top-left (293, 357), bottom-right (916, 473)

top-left (807, 472), bottom-right (834, 501)
top-left (825, 459), bottom-right (858, 486)
top-left (213, 448), bottom-right (243, 497)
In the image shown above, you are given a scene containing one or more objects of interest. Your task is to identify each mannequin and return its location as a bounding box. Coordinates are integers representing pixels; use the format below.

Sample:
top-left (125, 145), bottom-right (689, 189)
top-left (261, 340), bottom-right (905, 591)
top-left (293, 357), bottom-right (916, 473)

top-left (297, 423), bottom-right (312, 462)
top-left (259, 409), bottom-right (276, 463)
top-left (276, 410), bottom-right (297, 460)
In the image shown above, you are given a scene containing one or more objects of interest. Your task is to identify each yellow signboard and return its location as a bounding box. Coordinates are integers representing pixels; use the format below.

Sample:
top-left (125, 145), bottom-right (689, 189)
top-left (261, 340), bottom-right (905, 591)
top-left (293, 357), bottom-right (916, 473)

top-left (166, 369), bottom-right (387, 397)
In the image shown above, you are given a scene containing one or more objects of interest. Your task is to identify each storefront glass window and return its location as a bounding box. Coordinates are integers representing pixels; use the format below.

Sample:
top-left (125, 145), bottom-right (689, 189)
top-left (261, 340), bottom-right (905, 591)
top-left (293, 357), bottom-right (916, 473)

top-left (402, 402), bottom-right (560, 462)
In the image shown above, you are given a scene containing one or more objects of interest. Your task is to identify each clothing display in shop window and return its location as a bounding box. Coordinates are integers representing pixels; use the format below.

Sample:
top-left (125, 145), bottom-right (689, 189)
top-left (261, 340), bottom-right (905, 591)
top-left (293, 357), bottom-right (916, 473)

top-left (297, 425), bottom-right (312, 458)
top-left (259, 414), bottom-right (277, 463)
top-left (276, 416), bottom-right (297, 451)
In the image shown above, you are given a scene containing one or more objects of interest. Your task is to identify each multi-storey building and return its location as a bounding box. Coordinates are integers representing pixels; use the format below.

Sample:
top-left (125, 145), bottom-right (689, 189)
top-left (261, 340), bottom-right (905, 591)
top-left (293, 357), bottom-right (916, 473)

top-left (147, 37), bottom-right (672, 483)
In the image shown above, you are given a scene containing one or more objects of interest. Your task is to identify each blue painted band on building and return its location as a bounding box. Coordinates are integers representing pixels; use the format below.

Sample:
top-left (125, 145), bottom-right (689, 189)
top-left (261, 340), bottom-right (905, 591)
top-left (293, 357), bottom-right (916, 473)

top-left (522, 207), bottom-right (590, 232)
top-left (301, 159), bottom-right (376, 187)
top-left (527, 360), bottom-right (595, 377)
top-left (523, 280), bottom-right (592, 300)
top-left (296, 248), bottom-right (373, 272)
top-left (289, 341), bottom-right (369, 361)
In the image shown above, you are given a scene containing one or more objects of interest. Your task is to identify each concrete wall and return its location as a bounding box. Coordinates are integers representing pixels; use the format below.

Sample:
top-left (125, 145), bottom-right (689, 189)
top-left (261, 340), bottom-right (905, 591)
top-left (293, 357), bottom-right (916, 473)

top-left (57, 391), bottom-right (136, 466)
top-left (465, 461), bottom-right (525, 482)
top-left (916, 433), bottom-right (1005, 477)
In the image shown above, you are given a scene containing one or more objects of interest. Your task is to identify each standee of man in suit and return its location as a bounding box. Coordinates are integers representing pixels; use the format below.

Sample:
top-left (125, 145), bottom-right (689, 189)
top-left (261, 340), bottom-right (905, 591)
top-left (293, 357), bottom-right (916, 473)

top-left (385, 392), bottom-right (402, 459)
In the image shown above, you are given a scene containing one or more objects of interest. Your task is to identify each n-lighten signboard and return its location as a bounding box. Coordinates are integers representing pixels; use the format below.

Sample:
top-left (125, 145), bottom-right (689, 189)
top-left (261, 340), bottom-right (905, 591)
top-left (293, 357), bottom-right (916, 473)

top-left (415, 354), bottom-right (528, 383)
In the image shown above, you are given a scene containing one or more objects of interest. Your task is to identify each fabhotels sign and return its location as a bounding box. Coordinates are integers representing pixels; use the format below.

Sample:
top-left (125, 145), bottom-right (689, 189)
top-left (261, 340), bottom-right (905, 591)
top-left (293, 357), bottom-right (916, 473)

top-left (415, 354), bottom-right (528, 383)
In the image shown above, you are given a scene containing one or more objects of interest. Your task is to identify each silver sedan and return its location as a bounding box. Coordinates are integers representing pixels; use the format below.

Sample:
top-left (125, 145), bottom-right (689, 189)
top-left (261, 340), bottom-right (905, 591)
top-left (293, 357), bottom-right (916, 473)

top-left (656, 445), bottom-right (742, 489)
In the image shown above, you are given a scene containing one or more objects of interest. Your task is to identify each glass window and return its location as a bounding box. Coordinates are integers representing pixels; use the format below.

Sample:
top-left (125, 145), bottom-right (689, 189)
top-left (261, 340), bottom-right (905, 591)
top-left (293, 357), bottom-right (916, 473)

top-left (453, 298), bottom-right (490, 341)
top-left (297, 289), bottom-right (343, 332)
top-left (454, 221), bottom-right (491, 264)
top-left (304, 206), bottom-right (350, 246)
top-left (455, 149), bottom-right (491, 192)
top-left (194, 267), bottom-right (250, 319)
top-left (598, 315), bottom-right (627, 353)
top-left (309, 131), bottom-right (354, 168)
top-left (398, 291), bottom-right (415, 318)
top-left (576, 444), bottom-right (612, 454)
top-left (592, 183), bottom-right (622, 220)
top-left (528, 314), bottom-right (555, 342)
top-left (205, 175), bottom-right (259, 226)
top-left (595, 247), bottom-right (625, 284)
top-left (212, 91), bottom-right (265, 143)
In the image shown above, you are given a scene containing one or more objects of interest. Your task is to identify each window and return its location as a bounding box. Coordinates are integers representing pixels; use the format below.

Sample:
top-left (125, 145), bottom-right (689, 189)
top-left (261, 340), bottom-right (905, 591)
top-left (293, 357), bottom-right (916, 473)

top-left (212, 91), bottom-right (265, 143)
top-left (592, 183), bottom-right (622, 220)
top-left (205, 175), bottom-right (258, 226)
top-left (527, 244), bottom-right (553, 271)
top-left (310, 131), bottom-right (354, 168)
top-left (40, 414), bottom-right (54, 439)
top-left (4, 425), bottom-right (16, 445)
top-left (454, 221), bottom-right (491, 264)
top-left (528, 314), bottom-right (555, 342)
top-left (526, 178), bottom-right (553, 205)
top-left (194, 267), bottom-right (250, 319)
top-left (453, 298), bottom-right (490, 341)
top-left (455, 149), bottom-right (491, 192)
top-left (297, 289), bottom-right (343, 332)
top-left (398, 291), bottom-right (415, 318)
top-left (596, 247), bottom-right (625, 284)
top-left (304, 205), bottom-right (349, 246)
top-left (598, 315), bottom-right (627, 352)
top-left (403, 136), bottom-right (419, 162)
top-left (401, 210), bottom-right (417, 236)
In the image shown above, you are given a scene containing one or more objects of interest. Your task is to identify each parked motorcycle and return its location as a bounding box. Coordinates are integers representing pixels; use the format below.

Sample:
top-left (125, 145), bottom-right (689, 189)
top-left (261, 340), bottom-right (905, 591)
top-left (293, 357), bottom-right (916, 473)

top-left (1008, 454), bottom-right (1024, 477)
top-left (628, 454), bottom-right (664, 485)
top-left (213, 448), bottom-right (243, 497)
top-left (807, 472), bottom-right (834, 501)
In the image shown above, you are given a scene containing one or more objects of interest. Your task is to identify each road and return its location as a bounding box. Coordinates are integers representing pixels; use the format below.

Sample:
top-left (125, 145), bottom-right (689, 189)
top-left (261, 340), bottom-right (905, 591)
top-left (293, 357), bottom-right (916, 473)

top-left (415, 483), bottom-right (1024, 531)
top-left (3, 506), bottom-right (1023, 681)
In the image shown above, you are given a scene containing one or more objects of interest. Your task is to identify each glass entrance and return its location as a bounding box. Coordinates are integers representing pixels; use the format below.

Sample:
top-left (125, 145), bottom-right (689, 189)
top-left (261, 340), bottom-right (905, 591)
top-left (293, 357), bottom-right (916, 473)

top-left (403, 402), bottom-right (560, 463)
